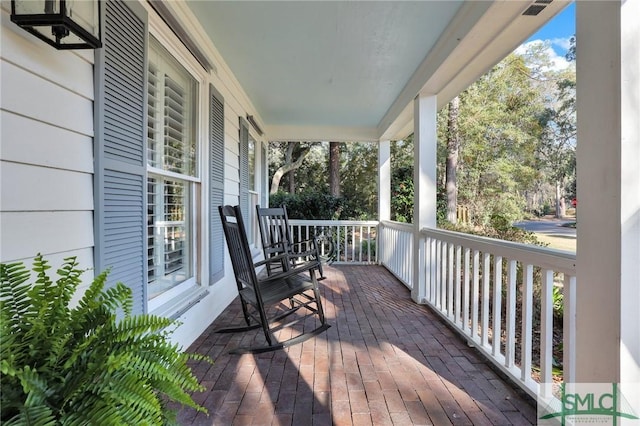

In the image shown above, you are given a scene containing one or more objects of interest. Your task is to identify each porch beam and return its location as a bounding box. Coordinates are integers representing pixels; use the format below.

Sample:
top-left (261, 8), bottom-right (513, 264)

top-left (575, 0), bottom-right (639, 404)
top-left (411, 93), bottom-right (437, 303)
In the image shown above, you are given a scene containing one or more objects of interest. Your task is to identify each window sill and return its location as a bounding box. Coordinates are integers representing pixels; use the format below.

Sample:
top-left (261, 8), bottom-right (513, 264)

top-left (150, 285), bottom-right (210, 320)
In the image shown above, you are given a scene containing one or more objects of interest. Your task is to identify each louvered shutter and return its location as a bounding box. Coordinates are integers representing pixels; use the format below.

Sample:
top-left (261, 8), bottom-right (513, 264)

top-left (94, 1), bottom-right (148, 314)
top-left (210, 85), bottom-right (225, 283)
top-left (239, 118), bottom-right (250, 226)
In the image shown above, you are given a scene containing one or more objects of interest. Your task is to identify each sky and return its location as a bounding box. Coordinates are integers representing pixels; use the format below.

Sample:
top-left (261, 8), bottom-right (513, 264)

top-left (516, 2), bottom-right (576, 71)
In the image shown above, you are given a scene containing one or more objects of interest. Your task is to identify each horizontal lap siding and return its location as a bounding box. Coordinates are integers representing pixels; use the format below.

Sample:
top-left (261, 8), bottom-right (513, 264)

top-left (0, 8), bottom-right (95, 272)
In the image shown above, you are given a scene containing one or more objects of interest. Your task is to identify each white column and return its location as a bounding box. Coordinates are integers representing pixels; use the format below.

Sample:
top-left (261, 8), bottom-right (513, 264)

top-left (378, 140), bottom-right (391, 222)
top-left (412, 93), bottom-right (437, 303)
top-left (575, 0), bottom-right (640, 404)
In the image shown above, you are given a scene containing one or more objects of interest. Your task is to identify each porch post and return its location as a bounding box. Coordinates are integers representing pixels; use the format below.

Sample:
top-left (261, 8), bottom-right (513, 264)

top-left (412, 93), bottom-right (437, 303)
top-left (575, 0), bottom-right (640, 404)
top-left (378, 140), bottom-right (391, 222)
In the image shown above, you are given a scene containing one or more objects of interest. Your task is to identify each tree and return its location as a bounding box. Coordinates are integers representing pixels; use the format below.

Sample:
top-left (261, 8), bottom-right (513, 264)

top-left (329, 142), bottom-right (341, 197)
top-left (269, 142), bottom-right (311, 194)
top-left (565, 35), bottom-right (576, 62)
top-left (447, 53), bottom-right (544, 226)
top-left (445, 96), bottom-right (460, 223)
top-left (537, 71), bottom-right (576, 218)
top-left (341, 142), bottom-right (378, 218)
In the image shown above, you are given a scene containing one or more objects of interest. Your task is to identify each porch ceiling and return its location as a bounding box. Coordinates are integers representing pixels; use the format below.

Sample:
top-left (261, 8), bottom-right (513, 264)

top-left (185, 0), bottom-right (570, 142)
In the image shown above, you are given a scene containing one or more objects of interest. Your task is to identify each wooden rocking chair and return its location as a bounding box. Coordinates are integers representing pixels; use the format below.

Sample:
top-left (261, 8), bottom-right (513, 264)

top-left (256, 205), bottom-right (326, 280)
top-left (217, 205), bottom-right (330, 354)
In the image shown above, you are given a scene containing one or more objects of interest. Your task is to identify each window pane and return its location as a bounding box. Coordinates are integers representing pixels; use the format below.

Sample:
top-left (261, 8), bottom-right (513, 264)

top-left (148, 37), bottom-right (197, 177)
top-left (249, 137), bottom-right (256, 192)
top-left (147, 175), bottom-right (192, 300)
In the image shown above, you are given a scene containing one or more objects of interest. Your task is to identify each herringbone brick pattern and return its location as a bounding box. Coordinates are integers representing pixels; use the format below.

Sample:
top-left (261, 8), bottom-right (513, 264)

top-left (178, 265), bottom-right (536, 425)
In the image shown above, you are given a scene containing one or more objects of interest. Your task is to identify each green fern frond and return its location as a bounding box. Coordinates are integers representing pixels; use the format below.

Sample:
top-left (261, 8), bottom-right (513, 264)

top-left (2, 405), bottom-right (55, 426)
top-left (0, 261), bottom-right (34, 334)
top-left (1, 255), bottom-right (213, 425)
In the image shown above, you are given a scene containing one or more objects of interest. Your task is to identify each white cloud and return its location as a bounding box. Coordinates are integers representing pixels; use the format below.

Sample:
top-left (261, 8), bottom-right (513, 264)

top-left (515, 39), bottom-right (574, 72)
top-left (550, 37), bottom-right (572, 51)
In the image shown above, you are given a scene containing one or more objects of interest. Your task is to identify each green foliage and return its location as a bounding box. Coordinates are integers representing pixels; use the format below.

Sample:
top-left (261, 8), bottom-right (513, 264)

top-left (1, 255), bottom-right (210, 425)
top-left (340, 142), bottom-right (378, 219)
top-left (361, 240), bottom-right (376, 258)
top-left (552, 285), bottom-right (564, 318)
top-left (390, 138), bottom-right (415, 223)
top-left (270, 190), bottom-right (346, 219)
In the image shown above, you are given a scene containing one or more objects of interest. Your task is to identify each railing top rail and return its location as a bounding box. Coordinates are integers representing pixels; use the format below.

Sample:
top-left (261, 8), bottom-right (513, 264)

top-left (379, 220), bottom-right (413, 232)
top-left (421, 226), bottom-right (576, 275)
top-left (287, 219), bottom-right (380, 227)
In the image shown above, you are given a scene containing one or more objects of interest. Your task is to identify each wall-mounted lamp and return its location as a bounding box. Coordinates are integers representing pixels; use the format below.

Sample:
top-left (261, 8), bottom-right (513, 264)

top-left (11, 0), bottom-right (102, 49)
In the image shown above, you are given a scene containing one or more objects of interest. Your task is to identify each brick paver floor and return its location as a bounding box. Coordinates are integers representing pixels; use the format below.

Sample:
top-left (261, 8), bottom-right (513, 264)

top-left (178, 265), bottom-right (537, 425)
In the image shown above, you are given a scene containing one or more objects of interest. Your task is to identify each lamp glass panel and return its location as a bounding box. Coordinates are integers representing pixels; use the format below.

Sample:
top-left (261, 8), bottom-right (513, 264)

top-left (68, 0), bottom-right (99, 37)
top-left (14, 1), bottom-right (60, 15)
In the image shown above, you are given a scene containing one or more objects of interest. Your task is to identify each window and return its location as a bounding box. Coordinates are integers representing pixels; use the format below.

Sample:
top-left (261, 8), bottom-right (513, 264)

top-left (249, 136), bottom-right (256, 192)
top-left (248, 135), bottom-right (258, 244)
top-left (147, 36), bottom-right (199, 304)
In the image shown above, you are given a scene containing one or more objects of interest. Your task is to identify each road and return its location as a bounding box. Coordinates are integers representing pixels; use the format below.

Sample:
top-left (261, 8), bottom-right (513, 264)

top-left (513, 218), bottom-right (576, 237)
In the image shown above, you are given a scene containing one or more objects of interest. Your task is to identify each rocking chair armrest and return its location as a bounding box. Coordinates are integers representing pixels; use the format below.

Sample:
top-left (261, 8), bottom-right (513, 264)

top-left (257, 258), bottom-right (321, 284)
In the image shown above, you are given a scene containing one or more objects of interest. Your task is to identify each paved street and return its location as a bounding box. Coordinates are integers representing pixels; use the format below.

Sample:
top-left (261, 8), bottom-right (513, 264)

top-left (513, 218), bottom-right (576, 238)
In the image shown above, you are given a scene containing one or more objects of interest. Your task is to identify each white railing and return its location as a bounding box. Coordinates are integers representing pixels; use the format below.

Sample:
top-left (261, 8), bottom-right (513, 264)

top-left (419, 227), bottom-right (576, 398)
top-left (378, 220), bottom-right (413, 289)
top-left (287, 220), bottom-right (378, 264)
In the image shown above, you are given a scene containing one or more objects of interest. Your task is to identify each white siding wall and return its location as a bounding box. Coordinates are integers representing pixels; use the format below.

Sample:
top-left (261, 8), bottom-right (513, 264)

top-left (0, 7), bottom-right (95, 288)
top-left (0, 2), bottom-right (270, 350)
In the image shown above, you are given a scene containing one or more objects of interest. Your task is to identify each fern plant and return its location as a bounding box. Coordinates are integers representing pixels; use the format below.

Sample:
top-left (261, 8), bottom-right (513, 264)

top-left (0, 254), bottom-right (211, 425)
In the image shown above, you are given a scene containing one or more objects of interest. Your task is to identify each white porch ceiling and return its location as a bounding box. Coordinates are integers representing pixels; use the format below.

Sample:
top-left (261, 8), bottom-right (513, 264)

top-left (185, 0), bottom-right (570, 142)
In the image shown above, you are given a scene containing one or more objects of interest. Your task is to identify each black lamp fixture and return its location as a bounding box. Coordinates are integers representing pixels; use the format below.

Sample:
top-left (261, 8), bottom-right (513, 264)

top-left (11, 0), bottom-right (101, 49)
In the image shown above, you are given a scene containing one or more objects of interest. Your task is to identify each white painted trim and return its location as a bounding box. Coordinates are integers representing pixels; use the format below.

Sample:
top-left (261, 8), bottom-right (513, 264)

top-left (411, 93), bottom-right (437, 303)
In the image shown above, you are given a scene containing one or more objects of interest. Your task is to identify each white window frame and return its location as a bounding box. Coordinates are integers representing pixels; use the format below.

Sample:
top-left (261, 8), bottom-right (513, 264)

top-left (247, 132), bottom-right (259, 246)
top-left (147, 19), bottom-right (209, 313)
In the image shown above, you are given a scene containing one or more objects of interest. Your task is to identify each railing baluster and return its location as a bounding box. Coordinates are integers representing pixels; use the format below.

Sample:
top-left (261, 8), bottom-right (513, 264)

top-left (492, 255), bottom-right (503, 357)
top-left (505, 259), bottom-right (517, 369)
top-left (447, 242), bottom-right (454, 319)
top-left (358, 225), bottom-right (363, 263)
top-left (441, 242), bottom-right (447, 311)
top-left (455, 245), bottom-right (462, 327)
top-left (521, 264), bottom-right (534, 382)
top-left (481, 252), bottom-right (490, 348)
top-left (436, 240), bottom-right (442, 308)
top-left (472, 249), bottom-right (480, 342)
top-left (463, 247), bottom-right (471, 335)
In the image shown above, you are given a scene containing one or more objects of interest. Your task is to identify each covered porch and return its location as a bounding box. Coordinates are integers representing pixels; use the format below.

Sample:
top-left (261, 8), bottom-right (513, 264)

top-left (179, 265), bottom-right (537, 425)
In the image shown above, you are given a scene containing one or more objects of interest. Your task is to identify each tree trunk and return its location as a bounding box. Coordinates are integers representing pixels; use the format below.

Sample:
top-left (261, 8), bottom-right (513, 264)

top-left (270, 143), bottom-right (310, 194)
top-left (555, 181), bottom-right (566, 218)
top-left (446, 96), bottom-right (460, 224)
top-left (329, 142), bottom-right (341, 197)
